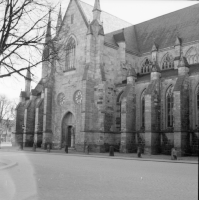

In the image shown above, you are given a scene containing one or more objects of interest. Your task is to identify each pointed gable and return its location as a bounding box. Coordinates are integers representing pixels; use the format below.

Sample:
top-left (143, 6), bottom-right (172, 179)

top-left (79, 0), bottom-right (132, 34)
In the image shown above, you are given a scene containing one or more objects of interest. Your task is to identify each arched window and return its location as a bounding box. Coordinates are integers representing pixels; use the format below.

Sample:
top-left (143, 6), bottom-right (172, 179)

top-left (116, 92), bottom-right (123, 132)
top-left (141, 58), bottom-right (152, 74)
top-left (141, 90), bottom-right (146, 128)
top-left (196, 85), bottom-right (199, 127)
top-left (166, 85), bottom-right (174, 128)
top-left (65, 38), bottom-right (76, 71)
top-left (186, 47), bottom-right (199, 65)
top-left (162, 53), bottom-right (174, 70)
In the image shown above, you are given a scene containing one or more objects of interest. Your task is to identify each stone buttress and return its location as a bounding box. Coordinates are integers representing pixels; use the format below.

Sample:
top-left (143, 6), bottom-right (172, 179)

top-left (120, 69), bottom-right (137, 153)
top-left (144, 60), bottom-right (161, 154)
top-left (79, 0), bottom-right (108, 152)
top-left (173, 55), bottom-right (190, 156)
top-left (41, 11), bottom-right (54, 149)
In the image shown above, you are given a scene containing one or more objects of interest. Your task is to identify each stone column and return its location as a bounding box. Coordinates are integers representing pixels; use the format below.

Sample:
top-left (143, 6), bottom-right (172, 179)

top-left (34, 107), bottom-right (39, 144)
top-left (42, 87), bottom-right (53, 149)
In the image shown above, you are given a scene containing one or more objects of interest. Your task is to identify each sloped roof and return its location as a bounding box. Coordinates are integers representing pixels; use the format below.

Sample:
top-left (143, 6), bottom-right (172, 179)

top-left (79, 1), bottom-right (132, 34)
top-left (105, 3), bottom-right (199, 54)
top-left (105, 26), bottom-right (140, 55)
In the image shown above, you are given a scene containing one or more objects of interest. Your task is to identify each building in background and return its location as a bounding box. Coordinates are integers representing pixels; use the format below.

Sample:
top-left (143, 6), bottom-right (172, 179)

top-left (14, 0), bottom-right (199, 156)
top-left (0, 119), bottom-right (15, 143)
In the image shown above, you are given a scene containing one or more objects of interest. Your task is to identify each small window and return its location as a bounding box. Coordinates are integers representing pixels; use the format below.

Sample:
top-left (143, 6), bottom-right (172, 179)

top-left (71, 14), bottom-right (74, 24)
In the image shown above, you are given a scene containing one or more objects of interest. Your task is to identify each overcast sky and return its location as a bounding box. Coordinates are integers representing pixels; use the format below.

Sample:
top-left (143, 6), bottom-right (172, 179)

top-left (0, 0), bottom-right (198, 100)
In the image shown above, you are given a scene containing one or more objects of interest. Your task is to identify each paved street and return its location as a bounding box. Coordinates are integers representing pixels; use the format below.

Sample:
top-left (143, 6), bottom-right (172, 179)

top-left (0, 151), bottom-right (198, 200)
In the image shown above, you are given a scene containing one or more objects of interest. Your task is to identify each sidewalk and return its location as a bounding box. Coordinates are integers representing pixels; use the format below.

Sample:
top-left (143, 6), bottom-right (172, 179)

top-left (0, 146), bottom-right (198, 164)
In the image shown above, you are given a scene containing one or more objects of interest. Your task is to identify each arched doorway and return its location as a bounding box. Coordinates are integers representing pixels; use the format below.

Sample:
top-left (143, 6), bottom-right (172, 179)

top-left (62, 112), bottom-right (75, 148)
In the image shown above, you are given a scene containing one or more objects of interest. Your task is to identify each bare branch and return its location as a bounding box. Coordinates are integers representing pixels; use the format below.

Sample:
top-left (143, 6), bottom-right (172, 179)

top-left (0, 0), bottom-right (58, 79)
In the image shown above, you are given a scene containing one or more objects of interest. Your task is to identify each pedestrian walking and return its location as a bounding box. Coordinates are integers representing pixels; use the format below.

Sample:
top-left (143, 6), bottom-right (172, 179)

top-left (171, 147), bottom-right (177, 160)
top-left (137, 146), bottom-right (142, 158)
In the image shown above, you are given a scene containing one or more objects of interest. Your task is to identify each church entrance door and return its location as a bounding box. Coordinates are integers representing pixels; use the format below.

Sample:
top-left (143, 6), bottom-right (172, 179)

top-left (62, 112), bottom-right (75, 148)
top-left (67, 126), bottom-right (72, 147)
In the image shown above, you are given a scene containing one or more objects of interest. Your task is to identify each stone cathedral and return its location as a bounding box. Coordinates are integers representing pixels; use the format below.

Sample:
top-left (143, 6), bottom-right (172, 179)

top-left (15, 0), bottom-right (199, 156)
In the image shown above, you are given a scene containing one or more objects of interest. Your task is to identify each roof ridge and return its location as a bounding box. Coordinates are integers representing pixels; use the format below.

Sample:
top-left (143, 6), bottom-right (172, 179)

top-left (134, 2), bottom-right (199, 26)
top-left (79, 0), bottom-right (132, 25)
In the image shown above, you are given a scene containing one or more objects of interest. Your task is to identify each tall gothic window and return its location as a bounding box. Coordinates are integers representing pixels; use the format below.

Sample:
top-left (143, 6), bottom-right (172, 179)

top-left (141, 58), bottom-right (152, 74)
top-left (186, 47), bottom-right (199, 65)
top-left (162, 53), bottom-right (174, 70)
top-left (141, 90), bottom-right (146, 128)
top-left (116, 92), bottom-right (123, 132)
top-left (196, 85), bottom-right (199, 127)
top-left (166, 85), bottom-right (174, 128)
top-left (65, 38), bottom-right (76, 71)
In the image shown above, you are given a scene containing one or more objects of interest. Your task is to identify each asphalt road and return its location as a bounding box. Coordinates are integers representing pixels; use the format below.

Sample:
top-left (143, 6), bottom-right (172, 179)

top-left (0, 152), bottom-right (198, 200)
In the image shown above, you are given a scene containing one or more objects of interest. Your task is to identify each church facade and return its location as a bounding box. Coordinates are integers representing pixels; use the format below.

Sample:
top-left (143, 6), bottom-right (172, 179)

top-left (15, 0), bottom-right (199, 156)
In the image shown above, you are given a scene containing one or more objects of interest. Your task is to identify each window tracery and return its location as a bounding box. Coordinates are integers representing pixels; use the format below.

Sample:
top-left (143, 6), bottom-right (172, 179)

top-left (116, 92), bottom-right (123, 132)
top-left (141, 90), bottom-right (146, 128)
top-left (162, 53), bottom-right (174, 70)
top-left (65, 37), bottom-right (76, 71)
top-left (196, 85), bottom-right (199, 127)
top-left (186, 47), bottom-right (199, 65)
top-left (141, 58), bottom-right (152, 74)
top-left (166, 85), bottom-right (174, 128)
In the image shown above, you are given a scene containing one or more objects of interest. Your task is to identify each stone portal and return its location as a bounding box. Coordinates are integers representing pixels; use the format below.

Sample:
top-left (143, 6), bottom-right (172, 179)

top-left (62, 112), bottom-right (75, 148)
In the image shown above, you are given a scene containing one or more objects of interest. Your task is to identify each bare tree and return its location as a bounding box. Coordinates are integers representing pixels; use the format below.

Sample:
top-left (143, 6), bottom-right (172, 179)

top-left (0, 0), bottom-right (58, 79)
top-left (0, 94), bottom-right (15, 123)
top-left (0, 95), bottom-right (16, 141)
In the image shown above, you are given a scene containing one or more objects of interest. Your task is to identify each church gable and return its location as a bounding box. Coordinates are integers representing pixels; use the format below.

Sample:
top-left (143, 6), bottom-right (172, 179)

top-left (56, 0), bottom-right (90, 75)
top-left (59, 0), bottom-right (88, 37)
top-left (79, 0), bottom-right (132, 34)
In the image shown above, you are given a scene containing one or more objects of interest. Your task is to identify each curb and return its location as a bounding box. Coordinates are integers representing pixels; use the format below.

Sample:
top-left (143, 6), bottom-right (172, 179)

top-left (0, 149), bottom-right (198, 164)
top-left (55, 153), bottom-right (198, 164)
top-left (0, 159), bottom-right (18, 170)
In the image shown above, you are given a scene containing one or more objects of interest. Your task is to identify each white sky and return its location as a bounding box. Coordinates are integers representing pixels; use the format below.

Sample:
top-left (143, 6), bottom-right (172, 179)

top-left (0, 0), bottom-right (198, 101)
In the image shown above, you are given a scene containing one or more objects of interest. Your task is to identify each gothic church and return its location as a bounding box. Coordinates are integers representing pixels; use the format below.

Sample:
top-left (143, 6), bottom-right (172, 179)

top-left (15, 0), bottom-right (199, 156)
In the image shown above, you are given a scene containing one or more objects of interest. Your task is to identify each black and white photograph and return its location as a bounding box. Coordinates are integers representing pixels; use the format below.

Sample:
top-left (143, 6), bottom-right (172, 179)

top-left (0, 0), bottom-right (198, 199)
